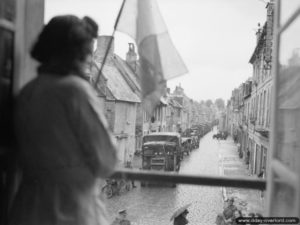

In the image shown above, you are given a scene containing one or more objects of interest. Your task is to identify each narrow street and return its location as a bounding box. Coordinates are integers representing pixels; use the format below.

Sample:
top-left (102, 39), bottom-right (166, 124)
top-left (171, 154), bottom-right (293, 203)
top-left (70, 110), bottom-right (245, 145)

top-left (105, 129), bottom-right (224, 225)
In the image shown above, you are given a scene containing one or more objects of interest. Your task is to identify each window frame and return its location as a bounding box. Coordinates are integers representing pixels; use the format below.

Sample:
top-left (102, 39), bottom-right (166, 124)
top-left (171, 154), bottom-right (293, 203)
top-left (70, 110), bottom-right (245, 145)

top-left (10, 0), bottom-right (300, 219)
top-left (266, 0), bottom-right (300, 216)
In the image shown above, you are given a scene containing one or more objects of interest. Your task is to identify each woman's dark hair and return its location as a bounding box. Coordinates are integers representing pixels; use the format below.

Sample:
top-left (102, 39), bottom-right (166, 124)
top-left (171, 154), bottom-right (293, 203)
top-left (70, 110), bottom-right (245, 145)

top-left (31, 15), bottom-right (98, 75)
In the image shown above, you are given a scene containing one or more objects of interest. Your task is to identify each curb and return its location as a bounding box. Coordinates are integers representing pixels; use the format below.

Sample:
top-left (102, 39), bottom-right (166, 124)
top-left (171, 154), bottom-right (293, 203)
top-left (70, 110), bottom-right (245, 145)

top-left (219, 152), bottom-right (227, 202)
top-left (222, 187), bottom-right (227, 201)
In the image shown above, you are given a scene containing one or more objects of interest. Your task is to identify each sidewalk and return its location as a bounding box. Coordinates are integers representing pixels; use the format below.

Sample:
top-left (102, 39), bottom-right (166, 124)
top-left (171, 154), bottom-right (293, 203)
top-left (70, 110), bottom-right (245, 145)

top-left (218, 137), bottom-right (264, 215)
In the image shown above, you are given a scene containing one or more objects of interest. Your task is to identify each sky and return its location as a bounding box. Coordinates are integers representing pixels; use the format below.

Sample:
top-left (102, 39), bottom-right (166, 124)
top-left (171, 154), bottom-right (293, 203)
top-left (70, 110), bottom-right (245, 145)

top-left (45, 0), bottom-right (269, 102)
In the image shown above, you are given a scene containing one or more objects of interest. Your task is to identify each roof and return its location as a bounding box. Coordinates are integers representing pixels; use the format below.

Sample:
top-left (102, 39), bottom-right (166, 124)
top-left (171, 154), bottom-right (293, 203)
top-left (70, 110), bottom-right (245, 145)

top-left (181, 137), bottom-right (192, 142)
top-left (160, 97), bottom-right (168, 105)
top-left (144, 132), bottom-right (181, 137)
top-left (143, 141), bottom-right (177, 146)
top-left (168, 98), bottom-right (182, 108)
top-left (93, 60), bottom-right (141, 103)
top-left (113, 55), bottom-right (141, 95)
top-left (249, 22), bottom-right (267, 64)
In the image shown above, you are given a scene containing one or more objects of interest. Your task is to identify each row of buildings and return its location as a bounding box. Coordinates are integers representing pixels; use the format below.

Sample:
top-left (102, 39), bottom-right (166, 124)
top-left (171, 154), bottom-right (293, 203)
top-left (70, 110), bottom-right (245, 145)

top-left (225, 1), bottom-right (274, 177)
top-left (86, 36), bottom-right (216, 167)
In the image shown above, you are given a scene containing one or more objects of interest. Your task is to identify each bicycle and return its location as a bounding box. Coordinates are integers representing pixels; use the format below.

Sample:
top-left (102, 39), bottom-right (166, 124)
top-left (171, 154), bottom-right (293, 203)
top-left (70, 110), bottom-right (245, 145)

top-left (101, 178), bottom-right (131, 199)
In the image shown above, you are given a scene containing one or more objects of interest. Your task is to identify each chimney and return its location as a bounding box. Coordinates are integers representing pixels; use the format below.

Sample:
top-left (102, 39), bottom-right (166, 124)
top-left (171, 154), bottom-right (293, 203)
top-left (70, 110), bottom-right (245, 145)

top-left (256, 23), bottom-right (262, 44)
top-left (94, 36), bottom-right (114, 65)
top-left (126, 43), bottom-right (137, 71)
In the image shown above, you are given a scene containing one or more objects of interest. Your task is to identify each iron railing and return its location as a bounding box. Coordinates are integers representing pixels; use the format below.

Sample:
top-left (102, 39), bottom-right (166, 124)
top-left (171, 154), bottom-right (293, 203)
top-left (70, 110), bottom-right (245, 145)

top-left (111, 169), bottom-right (266, 190)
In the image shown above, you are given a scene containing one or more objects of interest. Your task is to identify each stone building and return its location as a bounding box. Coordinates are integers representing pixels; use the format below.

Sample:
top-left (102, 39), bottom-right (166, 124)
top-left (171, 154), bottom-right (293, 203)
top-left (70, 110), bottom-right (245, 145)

top-left (144, 97), bottom-right (168, 134)
top-left (91, 36), bottom-right (141, 167)
top-left (172, 84), bottom-right (193, 131)
top-left (247, 1), bottom-right (274, 175)
top-left (166, 95), bottom-right (183, 133)
top-left (226, 1), bottom-right (274, 176)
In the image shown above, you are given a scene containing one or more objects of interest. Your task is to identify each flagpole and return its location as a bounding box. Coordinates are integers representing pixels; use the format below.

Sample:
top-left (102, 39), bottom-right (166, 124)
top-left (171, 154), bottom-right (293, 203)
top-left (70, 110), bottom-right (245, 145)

top-left (93, 0), bottom-right (127, 88)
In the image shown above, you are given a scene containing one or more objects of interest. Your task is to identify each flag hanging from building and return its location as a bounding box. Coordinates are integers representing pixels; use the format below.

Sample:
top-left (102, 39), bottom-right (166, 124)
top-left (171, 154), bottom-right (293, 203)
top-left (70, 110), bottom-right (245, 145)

top-left (116, 0), bottom-right (188, 114)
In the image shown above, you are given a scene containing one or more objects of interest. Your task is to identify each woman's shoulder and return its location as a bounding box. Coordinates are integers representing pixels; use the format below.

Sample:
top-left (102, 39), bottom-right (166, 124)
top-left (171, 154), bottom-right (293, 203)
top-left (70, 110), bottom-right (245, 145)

top-left (52, 74), bottom-right (97, 99)
top-left (20, 74), bottom-right (91, 92)
top-left (60, 75), bottom-right (92, 91)
top-left (17, 74), bottom-right (97, 105)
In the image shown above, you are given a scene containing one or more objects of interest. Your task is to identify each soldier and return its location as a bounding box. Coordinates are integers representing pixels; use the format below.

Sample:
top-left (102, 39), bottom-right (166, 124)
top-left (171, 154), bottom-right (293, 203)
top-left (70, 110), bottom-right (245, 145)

top-left (222, 197), bottom-right (237, 224)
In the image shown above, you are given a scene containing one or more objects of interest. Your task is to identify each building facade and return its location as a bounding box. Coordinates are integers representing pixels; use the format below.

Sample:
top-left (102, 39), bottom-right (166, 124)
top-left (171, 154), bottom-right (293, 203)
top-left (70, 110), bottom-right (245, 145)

top-left (226, 1), bottom-right (274, 177)
top-left (91, 36), bottom-right (141, 167)
top-left (248, 1), bottom-right (274, 176)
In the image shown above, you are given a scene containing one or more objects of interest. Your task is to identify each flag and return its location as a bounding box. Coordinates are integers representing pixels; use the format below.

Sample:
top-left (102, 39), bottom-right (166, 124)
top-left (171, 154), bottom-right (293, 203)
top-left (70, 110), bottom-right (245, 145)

top-left (116, 0), bottom-right (188, 113)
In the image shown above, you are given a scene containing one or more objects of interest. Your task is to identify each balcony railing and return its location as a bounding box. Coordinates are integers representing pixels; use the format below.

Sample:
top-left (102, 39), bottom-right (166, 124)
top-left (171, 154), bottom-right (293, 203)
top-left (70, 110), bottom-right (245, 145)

top-left (111, 169), bottom-right (266, 190)
top-left (101, 166), bottom-right (272, 222)
top-left (255, 125), bottom-right (270, 138)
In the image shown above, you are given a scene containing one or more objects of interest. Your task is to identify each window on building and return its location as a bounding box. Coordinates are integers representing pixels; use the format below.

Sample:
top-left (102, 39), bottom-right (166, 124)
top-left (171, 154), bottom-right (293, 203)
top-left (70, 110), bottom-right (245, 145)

top-left (262, 90), bottom-right (266, 126)
top-left (256, 95), bottom-right (259, 124)
top-left (266, 88), bottom-right (271, 128)
top-left (4, 1), bottom-right (300, 223)
top-left (267, 0), bottom-right (300, 217)
top-left (260, 92), bottom-right (263, 125)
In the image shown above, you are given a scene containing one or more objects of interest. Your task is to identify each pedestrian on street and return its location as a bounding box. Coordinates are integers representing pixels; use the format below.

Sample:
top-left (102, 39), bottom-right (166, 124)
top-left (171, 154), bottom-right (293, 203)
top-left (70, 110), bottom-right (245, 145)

top-left (10, 15), bottom-right (117, 225)
top-left (215, 214), bottom-right (226, 225)
top-left (127, 155), bottom-right (137, 188)
top-left (111, 209), bottom-right (131, 225)
top-left (232, 209), bottom-right (243, 225)
top-left (215, 198), bottom-right (237, 225)
top-left (171, 204), bottom-right (191, 225)
top-left (173, 209), bottom-right (189, 225)
top-left (222, 197), bottom-right (237, 225)
top-left (258, 168), bottom-right (265, 178)
top-left (245, 149), bottom-right (250, 166)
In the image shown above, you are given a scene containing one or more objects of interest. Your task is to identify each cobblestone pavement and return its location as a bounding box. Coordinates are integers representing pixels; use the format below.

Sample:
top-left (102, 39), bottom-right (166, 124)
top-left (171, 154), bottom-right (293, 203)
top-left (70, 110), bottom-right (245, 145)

top-left (218, 137), bottom-right (265, 215)
top-left (104, 130), bottom-right (223, 225)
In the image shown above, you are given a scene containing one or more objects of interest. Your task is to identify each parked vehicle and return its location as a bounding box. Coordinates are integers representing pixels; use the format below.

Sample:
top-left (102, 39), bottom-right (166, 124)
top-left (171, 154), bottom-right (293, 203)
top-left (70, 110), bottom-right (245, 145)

top-left (213, 131), bottom-right (228, 140)
top-left (181, 137), bottom-right (192, 155)
top-left (141, 132), bottom-right (182, 171)
top-left (191, 136), bottom-right (199, 149)
top-left (141, 132), bottom-right (182, 187)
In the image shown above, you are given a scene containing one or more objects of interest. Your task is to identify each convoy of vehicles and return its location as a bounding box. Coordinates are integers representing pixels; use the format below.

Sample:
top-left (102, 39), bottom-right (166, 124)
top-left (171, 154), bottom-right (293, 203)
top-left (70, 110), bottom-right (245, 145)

top-left (139, 122), bottom-right (218, 187)
top-left (182, 122), bottom-right (212, 140)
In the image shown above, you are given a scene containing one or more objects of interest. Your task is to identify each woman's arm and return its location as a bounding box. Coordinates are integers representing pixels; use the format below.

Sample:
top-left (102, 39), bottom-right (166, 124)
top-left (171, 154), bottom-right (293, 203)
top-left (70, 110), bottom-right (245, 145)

top-left (69, 78), bottom-right (117, 177)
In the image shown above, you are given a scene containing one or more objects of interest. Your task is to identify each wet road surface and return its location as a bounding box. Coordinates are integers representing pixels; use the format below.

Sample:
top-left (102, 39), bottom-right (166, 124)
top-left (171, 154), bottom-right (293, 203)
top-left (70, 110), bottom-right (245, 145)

top-left (105, 130), bottom-right (223, 225)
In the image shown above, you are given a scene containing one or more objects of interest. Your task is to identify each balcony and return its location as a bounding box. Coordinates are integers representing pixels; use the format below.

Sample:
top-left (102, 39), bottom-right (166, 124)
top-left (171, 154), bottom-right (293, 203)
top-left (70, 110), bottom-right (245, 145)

top-left (255, 126), bottom-right (270, 138)
top-left (243, 92), bottom-right (251, 99)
